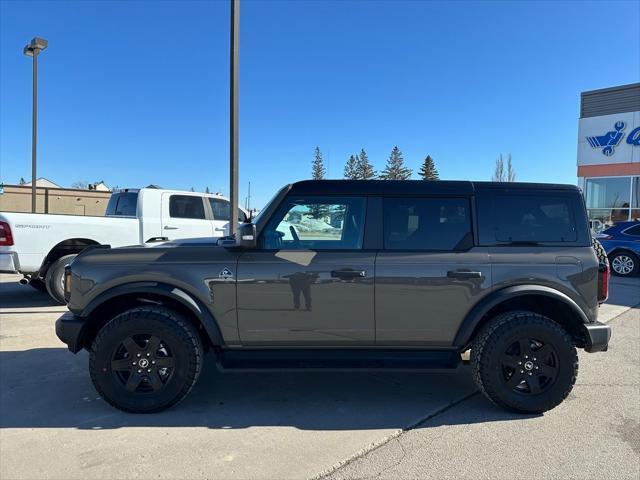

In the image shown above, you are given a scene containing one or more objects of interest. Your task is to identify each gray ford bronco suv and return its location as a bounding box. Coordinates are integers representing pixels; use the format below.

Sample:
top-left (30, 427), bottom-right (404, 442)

top-left (56, 180), bottom-right (611, 414)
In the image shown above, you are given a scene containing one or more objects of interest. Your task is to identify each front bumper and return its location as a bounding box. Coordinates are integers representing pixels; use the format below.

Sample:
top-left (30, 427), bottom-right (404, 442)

top-left (55, 311), bottom-right (86, 353)
top-left (0, 252), bottom-right (19, 273)
top-left (582, 321), bottom-right (611, 353)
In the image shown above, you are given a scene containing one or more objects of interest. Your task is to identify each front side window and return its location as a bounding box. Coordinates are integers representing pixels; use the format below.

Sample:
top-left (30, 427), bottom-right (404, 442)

top-left (260, 196), bottom-right (366, 250)
top-left (383, 197), bottom-right (472, 250)
top-left (169, 195), bottom-right (206, 219)
top-left (209, 198), bottom-right (247, 223)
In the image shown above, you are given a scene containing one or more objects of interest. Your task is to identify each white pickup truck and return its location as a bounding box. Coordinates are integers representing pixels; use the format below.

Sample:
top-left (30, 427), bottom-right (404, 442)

top-left (0, 187), bottom-right (248, 303)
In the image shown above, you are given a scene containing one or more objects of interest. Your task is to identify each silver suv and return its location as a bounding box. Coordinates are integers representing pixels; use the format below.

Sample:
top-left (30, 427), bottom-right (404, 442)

top-left (56, 180), bottom-right (611, 414)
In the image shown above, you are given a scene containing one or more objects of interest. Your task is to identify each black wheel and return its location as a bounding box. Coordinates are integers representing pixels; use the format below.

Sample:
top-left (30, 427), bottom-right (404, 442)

top-left (28, 278), bottom-right (47, 292)
top-left (471, 311), bottom-right (578, 413)
top-left (45, 254), bottom-right (76, 304)
top-left (90, 306), bottom-right (202, 413)
top-left (609, 251), bottom-right (639, 277)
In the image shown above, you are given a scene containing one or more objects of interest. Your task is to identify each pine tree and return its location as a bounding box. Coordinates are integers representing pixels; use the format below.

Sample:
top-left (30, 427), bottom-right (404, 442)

top-left (380, 146), bottom-right (412, 180)
top-left (418, 155), bottom-right (439, 180)
top-left (356, 149), bottom-right (376, 179)
top-left (19, 177), bottom-right (26, 185)
top-left (344, 154), bottom-right (359, 179)
top-left (190, 187), bottom-right (195, 192)
top-left (311, 146), bottom-right (326, 180)
top-left (205, 186), bottom-right (211, 194)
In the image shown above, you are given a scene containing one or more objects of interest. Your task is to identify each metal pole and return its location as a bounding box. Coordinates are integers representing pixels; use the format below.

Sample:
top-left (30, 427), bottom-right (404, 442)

top-left (31, 51), bottom-right (38, 213)
top-left (230, 0), bottom-right (240, 237)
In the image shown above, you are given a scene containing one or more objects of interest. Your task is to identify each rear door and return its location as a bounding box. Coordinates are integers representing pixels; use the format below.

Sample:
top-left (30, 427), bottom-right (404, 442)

top-left (161, 193), bottom-right (214, 240)
top-left (375, 195), bottom-right (492, 346)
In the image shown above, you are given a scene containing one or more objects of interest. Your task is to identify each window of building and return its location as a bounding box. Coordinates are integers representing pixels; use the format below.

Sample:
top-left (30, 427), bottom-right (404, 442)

top-left (383, 197), bottom-right (472, 250)
top-left (169, 195), bottom-right (206, 219)
top-left (261, 196), bottom-right (366, 250)
top-left (584, 176), bottom-right (640, 229)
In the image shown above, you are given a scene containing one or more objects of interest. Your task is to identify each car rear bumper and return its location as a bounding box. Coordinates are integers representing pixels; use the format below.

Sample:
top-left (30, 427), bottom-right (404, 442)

top-left (0, 252), bottom-right (19, 273)
top-left (582, 321), bottom-right (611, 353)
top-left (55, 311), bottom-right (86, 353)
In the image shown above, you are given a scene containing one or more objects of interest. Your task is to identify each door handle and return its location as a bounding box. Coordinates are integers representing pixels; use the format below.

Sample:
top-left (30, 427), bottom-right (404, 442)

top-left (447, 270), bottom-right (482, 279)
top-left (164, 226), bottom-right (178, 230)
top-left (331, 269), bottom-right (366, 279)
top-left (214, 227), bottom-right (226, 232)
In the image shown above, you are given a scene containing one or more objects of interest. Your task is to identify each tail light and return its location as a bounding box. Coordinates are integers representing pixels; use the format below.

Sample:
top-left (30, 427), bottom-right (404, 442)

top-left (0, 222), bottom-right (13, 246)
top-left (598, 262), bottom-right (609, 304)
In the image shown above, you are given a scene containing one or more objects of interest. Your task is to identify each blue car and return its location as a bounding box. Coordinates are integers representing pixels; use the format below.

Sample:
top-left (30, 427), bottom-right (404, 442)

top-left (597, 221), bottom-right (640, 277)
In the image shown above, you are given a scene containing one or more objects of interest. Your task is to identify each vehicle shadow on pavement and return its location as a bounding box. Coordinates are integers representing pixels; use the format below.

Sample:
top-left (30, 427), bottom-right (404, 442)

top-left (0, 282), bottom-right (61, 309)
top-left (0, 348), bottom-right (532, 431)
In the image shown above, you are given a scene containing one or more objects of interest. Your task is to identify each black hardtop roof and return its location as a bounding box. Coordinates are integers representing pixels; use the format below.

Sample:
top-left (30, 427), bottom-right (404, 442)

top-left (288, 180), bottom-right (580, 196)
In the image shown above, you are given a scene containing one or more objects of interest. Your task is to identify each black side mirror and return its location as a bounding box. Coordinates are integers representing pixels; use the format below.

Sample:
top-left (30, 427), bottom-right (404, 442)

top-left (238, 223), bottom-right (257, 249)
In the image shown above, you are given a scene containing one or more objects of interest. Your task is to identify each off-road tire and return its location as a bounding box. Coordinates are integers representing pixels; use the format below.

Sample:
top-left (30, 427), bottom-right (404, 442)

top-left (609, 250), bottom-right (639, 277)
top-left (471, 311), bottom-right (578, 413)
top-left (592, 238), bottom-right (608, 267)
top-left (45, 254), bottom-right (76, 304)
top-left (89, 306), bottom-right (203, 413)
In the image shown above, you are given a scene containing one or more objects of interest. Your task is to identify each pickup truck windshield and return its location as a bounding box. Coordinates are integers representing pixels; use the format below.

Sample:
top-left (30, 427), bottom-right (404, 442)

top-left (105, 192), bottom-right (139, 216)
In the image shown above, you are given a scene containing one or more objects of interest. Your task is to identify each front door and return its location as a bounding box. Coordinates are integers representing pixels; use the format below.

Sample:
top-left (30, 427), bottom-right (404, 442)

top-left (237, 195), bottom-right (374, 345)
top-left (375, 196), bottom-right (492, 346)
top-left (161, 193), bottom-right (214, 240)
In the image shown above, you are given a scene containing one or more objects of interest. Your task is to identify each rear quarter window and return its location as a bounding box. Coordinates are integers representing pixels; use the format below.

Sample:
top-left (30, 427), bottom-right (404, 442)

top-left (477, 192), bottom-right (580, 244)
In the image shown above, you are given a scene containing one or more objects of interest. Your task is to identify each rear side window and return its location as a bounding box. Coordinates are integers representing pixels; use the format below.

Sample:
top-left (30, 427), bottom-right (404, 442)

top-left (383, 197), bottom-right (472, 251)
top-left (479, 194), bottom-right (577, 243)
top-left (169, 195), bottom-right (206, 219)
top-left (624, 224), bottom-right (640, 236)
top-left (105, 192), bottom-right (138, 216)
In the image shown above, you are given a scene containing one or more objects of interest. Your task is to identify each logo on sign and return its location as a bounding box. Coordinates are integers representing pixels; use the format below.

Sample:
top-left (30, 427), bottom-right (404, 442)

top-left (586, 121), bottom-right (626, 156)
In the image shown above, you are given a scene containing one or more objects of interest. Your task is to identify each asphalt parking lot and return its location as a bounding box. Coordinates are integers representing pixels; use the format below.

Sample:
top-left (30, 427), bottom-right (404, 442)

top-left (0, 273), bottom-right (638, 480)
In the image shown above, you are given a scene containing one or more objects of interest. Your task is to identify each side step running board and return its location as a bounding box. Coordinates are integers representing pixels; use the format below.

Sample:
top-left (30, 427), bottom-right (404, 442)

top-left (216, 349), bottom-right (461, 371)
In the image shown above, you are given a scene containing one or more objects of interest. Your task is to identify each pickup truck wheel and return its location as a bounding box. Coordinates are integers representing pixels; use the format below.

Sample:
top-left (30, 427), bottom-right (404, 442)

top-left (89, 306), bottom-right (202, 413)
top-left (45, 254), bottom-right (76, 304)
top-left (471, 311), bottom-right (578, 414)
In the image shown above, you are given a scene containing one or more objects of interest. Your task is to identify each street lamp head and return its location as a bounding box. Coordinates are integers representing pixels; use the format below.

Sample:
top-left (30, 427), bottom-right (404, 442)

top-left (23, 37), bottom-right (48, 57)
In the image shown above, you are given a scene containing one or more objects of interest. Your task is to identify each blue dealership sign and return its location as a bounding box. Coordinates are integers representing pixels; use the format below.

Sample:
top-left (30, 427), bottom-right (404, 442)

top-left (585, 121), bottom-right (626, 156)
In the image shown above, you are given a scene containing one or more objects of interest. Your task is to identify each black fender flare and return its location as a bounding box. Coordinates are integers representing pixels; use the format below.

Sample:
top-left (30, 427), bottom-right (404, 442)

top-left (453, 285), bottom-right (589, 347)
top-left (81, 282), bottom-right (224, 346)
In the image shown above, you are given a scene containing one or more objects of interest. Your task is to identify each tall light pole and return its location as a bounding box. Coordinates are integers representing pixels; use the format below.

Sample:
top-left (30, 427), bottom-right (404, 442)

top-left (23, 37), bottom-right (48, 213)
top-left (230, 0), bottom-right (240, 237)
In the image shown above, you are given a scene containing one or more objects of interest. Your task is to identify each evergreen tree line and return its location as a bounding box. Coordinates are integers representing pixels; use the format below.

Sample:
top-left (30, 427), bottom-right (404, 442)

top-left (311, 146), bottom-right (439, 181)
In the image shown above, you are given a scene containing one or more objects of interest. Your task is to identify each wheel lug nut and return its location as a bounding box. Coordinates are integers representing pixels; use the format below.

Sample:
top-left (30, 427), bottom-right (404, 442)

top-left (136, 353), bottom-right (141, 358)
top-left (132, 362), bottom-right (136, 366)
top-left (152, 361), bottom-right (156, 365)
top-left (146, 353), bottom-right (150, 357)
top-left (137, 369), bottom-right (142, 373)
top-left (518, 362), bottom-right (522, 365)
top-left (520, 370), bottom-right (524, 374)
top-left (147, 369), bottom-right (151, 373)
top-left (528, 373), bottom-right (532, 376)
top-left (533, 357), bottom-right (536, 361)
top-left (535, 366), bottom-right (539, 370)
top-left (524, 355), bottom-right (528, 359)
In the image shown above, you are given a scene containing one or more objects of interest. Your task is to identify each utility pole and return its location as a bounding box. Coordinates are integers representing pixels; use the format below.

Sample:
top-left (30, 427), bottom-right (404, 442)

top-left (23, 37), bottom-right (48, 213)
top-left (230, 0), bottom-right (240, 237)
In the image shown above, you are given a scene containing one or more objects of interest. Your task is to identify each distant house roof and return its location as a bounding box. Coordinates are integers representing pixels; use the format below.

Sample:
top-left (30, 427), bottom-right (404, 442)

top-left (90, 181), bottom-right (110, 191)
top-left (146, 184), bottom-right (162, 189)
top-left (23, 177), bottom-right (61, 188)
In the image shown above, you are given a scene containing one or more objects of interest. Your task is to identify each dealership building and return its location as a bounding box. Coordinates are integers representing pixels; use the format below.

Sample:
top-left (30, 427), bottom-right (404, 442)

top-left (577, 83), bottom-right (640, 231)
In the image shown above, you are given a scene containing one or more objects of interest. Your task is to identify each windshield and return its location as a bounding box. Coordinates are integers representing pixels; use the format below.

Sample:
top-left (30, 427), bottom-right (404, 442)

top-left (252, 186), bottom-right (288, 224)
top-left (106, 191), bottom-right (139, 216)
